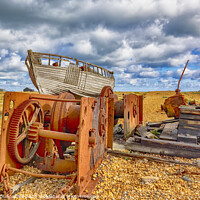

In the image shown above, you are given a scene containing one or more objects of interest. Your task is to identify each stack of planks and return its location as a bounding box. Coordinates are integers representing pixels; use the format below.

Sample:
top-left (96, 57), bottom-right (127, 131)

top-left (178, 105), bottom-right (200, 144)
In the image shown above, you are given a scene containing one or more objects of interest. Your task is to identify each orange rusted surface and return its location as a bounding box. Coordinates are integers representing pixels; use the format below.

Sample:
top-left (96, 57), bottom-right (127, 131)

top-left (0, 88), bottom-right (143, 197)
top-left (161, 93), bottom-right (187, 118)
top-left (0, 92), bottom-right (55, 177)
top-left (124, 94), bottom-right (142, 138)
top-left (114, 93), bottom-right (143, 139)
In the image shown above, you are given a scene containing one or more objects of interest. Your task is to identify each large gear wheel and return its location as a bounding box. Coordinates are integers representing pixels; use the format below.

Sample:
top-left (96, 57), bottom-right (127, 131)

top-left (7, 100), bottom-right (44, 164)
top-left (99, 86), bottom-right (113, 97)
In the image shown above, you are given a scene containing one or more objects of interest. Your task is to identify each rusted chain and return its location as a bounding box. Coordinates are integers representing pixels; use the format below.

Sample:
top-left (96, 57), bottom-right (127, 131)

top-left (56, 174), bottom-right (77, 196)
top-left (1, 165), bottom-right (12, 198)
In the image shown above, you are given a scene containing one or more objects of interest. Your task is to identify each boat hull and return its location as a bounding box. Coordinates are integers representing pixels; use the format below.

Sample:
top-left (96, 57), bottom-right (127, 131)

top-left (26, 50), bottom-right (115, 97)
top-left (29, 64), bottom-right (115, 97)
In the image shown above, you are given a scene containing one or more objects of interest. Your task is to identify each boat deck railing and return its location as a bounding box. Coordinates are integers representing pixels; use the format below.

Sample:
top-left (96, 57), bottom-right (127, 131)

top-left (26, 50), bottom-right (114, 79)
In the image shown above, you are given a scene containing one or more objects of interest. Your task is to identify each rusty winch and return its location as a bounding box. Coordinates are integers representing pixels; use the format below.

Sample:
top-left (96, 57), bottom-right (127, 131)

top-left (0, 86), bottom-right (143, 197)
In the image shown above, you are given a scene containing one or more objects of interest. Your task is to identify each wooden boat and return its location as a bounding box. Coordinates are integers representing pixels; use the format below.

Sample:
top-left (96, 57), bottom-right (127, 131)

top-left (25, 50), bottom-right (115, 97)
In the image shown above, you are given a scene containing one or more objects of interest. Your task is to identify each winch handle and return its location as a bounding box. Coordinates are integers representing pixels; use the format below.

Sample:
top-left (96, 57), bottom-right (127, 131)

top-left (176, 60), bottom-right (189, 94)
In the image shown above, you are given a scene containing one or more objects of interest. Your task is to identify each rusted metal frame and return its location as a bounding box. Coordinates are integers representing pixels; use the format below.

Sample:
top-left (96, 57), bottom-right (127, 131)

top-left (56, 174), bottom-right (77, 197)
top-left (123, 94), bottom-right (140, 139)
top-left (0, 92), bottom-right (55, 175)
top-left (77, 97), bottom-right (95, 195)
top-left (37, 156), bottom-right (76, 173)
top-left (107, 96), bottom-right (114, 149)
top-left (6, 165), bottom-right (73, 179)
top-left (139, 95), bottom-right (143, 124)
top-left (29, 95), bottom-right (81, 102)
top-left (50, 92), bottom-right (75, 159)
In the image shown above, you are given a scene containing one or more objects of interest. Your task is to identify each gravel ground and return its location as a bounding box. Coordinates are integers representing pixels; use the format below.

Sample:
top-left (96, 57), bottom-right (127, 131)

top-left (92, 153), bottom-right (200, 199)
top-left (0, 152), bottom-right (199, 199)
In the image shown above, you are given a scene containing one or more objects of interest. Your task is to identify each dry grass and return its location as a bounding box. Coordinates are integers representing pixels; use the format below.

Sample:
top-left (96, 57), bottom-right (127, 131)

top-left (115, 90), bottom-right (200, 125)
top-left (0, 92), bottom-right (4, 130)
top-left (1, 90), bottom-right (200, 127)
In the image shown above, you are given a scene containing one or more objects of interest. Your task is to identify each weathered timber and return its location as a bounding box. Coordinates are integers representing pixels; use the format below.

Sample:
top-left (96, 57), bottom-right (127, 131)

top-left (146, 119), bottom-right (178, 127)
top-left (107, 149), bottom-right (198, 166)
top-left (159, 122), bottom-right (178, 141)
top-left (179, 113), bottom-right (200, 120)
top-left (179, 118), bottom-right (200, 126)
top-left (178, 106), bottom-right (200, 144)
top-left (178, 125), bottom-right (200, 136)
top-left (113, 124), bottom-right (123, 135)
top-left (136, 125), bottom-right (148, 137)
top-left (147, 125), bottom-right (164, 131)
top-left (177, 134), bottom-right (197, 143)
top-left (125, 137), bottom-right (200, 158)
top-left (25, 50), bottom-right (115, 97)
top-left (179, 106), bottom-right (200, 115)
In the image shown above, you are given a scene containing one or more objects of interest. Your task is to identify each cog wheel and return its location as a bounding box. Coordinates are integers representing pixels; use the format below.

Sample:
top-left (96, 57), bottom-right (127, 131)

top-left (99, 86), bottom-right (113, 98)
top-left (7, 100), bottom-right (44, 164)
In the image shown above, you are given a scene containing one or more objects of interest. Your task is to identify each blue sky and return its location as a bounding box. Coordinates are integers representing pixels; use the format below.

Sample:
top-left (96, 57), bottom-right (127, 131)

top-left (0, 0), bottom-right (200, 92)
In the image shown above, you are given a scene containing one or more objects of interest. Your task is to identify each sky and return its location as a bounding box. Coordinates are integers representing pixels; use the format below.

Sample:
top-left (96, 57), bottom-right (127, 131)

top-left (0, 0), bottom-right (200, 92)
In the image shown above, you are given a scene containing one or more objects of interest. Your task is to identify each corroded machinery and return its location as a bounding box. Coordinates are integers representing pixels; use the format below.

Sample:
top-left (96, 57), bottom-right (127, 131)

top-left (0, 87), bottom-right (143, 197)
top-left (161, 60), bottom-right (189, 118)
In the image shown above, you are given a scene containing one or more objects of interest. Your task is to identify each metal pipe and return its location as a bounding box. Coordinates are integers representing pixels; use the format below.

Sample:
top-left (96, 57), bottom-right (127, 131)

top-left (29, 96), bottom-right (81, 102)
top-left (7, 166), bottom-right (72, 179)
top-left (39, 129), bottom-right (76, 141)
top-left (38, 129), bottom-right (96, 145)
top-left (114, 100), bottom-right (124, 118)
top-left (176, 60), bottom-right (189, 93)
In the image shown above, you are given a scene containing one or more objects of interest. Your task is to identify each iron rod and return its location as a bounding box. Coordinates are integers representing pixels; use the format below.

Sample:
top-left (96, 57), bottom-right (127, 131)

top-left (7, 166), bottom-right (72, 179)
top-left (29, 96), bottom-right (81, 102)
top-left (38, 129), bottom-right (96, 145)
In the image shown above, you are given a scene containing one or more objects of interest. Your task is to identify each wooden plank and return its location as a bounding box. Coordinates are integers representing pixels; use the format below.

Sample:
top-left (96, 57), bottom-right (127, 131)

top-left (160, 122), bottom-right (178, 141)
top-left (125, 137), bottom-right (200, 158)
top-left (180, 105), bottom-right (200, 111)
top-left (178, 123), bottom-right (200, 130)
top-left (34, 63), bottom-right (115, 97)
top-left (179, 118), bottom-right (200, 126)
top-left (181, 109), bottom-right (200, 115)
top-left (178, 125), bottom-right (200, 136)
top-left (180, 113), bottom-right (200, 120)
top-left (147, 119), bottom-right (178, 127)
top-left (177, 134), bottom-right (197, 143)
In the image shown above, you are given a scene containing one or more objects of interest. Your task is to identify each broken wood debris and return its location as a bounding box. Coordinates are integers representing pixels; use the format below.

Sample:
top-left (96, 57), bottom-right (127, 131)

top-left (178, 105), bottom-right (200, 144)
top-left (125, 136), bottom-right (200, 158)
top-left (113, 124), bottom-right (123, 135)
top-left (135, 118), bottom-right (179, 140)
